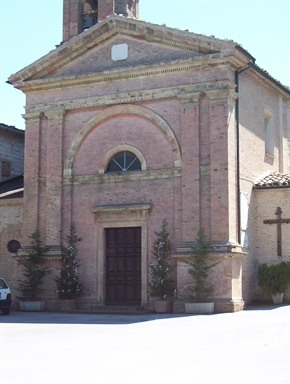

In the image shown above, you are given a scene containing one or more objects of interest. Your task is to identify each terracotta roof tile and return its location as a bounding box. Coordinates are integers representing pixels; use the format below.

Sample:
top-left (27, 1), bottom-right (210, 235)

top-left (254, 172), bottom-right (290, 189)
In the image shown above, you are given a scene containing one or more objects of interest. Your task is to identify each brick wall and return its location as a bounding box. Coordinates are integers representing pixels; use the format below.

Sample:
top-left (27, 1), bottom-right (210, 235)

top-left (252, 189), bottom-right (290, 301)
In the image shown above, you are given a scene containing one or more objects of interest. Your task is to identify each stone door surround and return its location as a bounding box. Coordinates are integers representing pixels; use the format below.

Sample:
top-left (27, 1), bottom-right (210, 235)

top-left (92, 202), bottom-right (152, 306)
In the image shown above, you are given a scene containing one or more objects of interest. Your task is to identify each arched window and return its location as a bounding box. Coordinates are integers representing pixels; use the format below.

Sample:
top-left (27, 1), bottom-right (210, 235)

top-left (106, 151), bottom-right (142, 173)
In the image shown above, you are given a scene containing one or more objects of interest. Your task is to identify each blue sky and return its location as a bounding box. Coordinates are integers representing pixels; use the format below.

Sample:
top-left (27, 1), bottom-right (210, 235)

top-left (0, 0), bottom-right (289, 130)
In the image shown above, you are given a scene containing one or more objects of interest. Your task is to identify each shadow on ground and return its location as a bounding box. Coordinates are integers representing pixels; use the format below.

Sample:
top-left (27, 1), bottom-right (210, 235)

top-left (1, 304), bottom-right (288, 325)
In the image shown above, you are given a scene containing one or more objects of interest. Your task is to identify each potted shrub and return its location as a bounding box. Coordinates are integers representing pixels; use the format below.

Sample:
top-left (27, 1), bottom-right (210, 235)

top-left (18, 230), bottom-right (51, 311)
top-left (54, 223), bottom-right (82, 311)
top-left (258, 262), bottom-right (290, 304)
top-left (183, 229), bottom-right (218, 314)
top-left (149, 219), bottom-right (175, 313)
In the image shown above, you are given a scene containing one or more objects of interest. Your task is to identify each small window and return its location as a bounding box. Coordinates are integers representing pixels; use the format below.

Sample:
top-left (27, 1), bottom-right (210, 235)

top-left (106, 151), bottom-right (141, 173)
top-left (264, 110), bottom-right (274, 157)
top-left (2, 161), bottom-right (11, 177)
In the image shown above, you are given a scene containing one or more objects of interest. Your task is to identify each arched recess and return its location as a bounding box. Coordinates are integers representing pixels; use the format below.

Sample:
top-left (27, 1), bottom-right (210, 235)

top-left (64, 104), bottom-right (182, 176)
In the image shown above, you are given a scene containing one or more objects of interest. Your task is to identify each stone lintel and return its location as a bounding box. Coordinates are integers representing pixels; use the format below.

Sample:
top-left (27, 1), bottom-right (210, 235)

top-left (92, 202), bottom-right (153, 216)
top-left (15, 245), bottom-right (62, 261)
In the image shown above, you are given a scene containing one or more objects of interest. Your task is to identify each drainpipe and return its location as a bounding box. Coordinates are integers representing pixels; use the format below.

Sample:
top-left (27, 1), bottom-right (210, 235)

top-left (235, 59), bottom-right (255, 244)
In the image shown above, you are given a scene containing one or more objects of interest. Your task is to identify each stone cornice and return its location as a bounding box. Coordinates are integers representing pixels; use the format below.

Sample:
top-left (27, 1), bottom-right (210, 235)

top-left (16, 55), bottom-right (233, 94)
top-left (25, 80), bottom-right (236, 114)
top-left (175, 240), bottom-right (244, 255)
top-left (62, 168), bottom-right (182, 185)
top-left (15, 245), bottom-right (62, 261)
top-left (0, 198), bottom-right (23, 206)
top-left (38, 168), bottom-right (181, 187)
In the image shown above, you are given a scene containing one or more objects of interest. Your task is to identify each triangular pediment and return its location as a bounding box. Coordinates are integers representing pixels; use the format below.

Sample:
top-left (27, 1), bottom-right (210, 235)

top-left (8, 15), bottom-right (238, 85)
top-left (49, 34), bottom-right (205, 79)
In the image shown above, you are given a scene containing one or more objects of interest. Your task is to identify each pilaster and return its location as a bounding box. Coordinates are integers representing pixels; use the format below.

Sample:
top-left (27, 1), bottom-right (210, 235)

top-left (178, 93), bottom-right (200, 241)
top-left (44, 110), bottom-right (65, 246)
top-left (209, 90), bottom-right (238, 244)
top-left (21, 112), bottom-right (41, 244)
top-left (177, 87), bottom-right (239, 249)
top-left (199, 94), bottom-right (211, 239)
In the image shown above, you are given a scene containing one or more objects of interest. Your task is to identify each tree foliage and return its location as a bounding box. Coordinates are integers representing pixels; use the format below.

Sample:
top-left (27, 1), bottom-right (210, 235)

top-left (54, 223), bottom-right (82, 300)
top-left (149, 219), bottom-right (175, 300)
top-left (184, 228), bottom-right (218, 303)
top-left (18, 230), bottom-right (51, 301)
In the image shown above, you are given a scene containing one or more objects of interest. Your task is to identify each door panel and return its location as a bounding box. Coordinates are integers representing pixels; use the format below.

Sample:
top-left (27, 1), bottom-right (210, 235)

top-left (106, 227), bottom-right (141, 306)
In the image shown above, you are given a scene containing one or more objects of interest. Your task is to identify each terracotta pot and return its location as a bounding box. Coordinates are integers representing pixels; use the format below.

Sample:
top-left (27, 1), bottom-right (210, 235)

top-left (271, 293), bottom-right (283, 304)
top-left (154, 299), bottom-right (173, 313)
top-left (185, 302), bottom-right (214, 314)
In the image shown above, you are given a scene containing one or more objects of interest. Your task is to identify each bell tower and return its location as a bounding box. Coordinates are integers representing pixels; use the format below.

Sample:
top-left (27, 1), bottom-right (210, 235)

top-left (62, 0), bottom-right (139, 42)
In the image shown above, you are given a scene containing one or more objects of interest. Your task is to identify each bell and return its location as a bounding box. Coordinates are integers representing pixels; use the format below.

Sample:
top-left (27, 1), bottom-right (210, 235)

top-left (83, 14), bottom-right (95, 29)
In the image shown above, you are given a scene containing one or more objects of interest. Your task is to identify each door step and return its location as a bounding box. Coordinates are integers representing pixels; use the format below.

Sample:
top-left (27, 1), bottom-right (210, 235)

top-left (68, 306), bottom-right (152, 315)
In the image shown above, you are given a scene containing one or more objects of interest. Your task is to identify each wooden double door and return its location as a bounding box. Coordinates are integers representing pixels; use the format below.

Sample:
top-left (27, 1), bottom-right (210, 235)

top-left (106, 227), bottom-right (141, 306)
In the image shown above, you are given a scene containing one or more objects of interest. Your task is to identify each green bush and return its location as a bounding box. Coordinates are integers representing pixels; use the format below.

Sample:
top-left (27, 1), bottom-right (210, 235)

top-left (18, 230), bottom-right (51, 301)
top-left (183, 228), bottom-right (218, 303)
top-left (148, 219), bottom-right (175, 300)
top-left (258, 262), bottom-right (290, 295)
top-left (54, 223), bottom-right (82, 300)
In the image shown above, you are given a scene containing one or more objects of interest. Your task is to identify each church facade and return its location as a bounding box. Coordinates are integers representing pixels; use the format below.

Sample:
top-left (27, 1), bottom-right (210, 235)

top-left (2, 0), bottom-right (290, 312)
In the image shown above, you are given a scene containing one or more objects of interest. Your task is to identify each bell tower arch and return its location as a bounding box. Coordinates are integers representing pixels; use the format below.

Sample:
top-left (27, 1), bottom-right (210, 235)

top-left (62, 0), bottom-right (139, 42)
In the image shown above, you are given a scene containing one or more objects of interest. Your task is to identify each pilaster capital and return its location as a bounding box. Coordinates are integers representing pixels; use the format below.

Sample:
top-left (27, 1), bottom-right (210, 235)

top-left (177, 92), bottom-right (200, 104)
top-left (45, 109), bottom-right (66, 120)
top-left (207, 89), bottom-right (238, 102)
top-left (22, 112), bottom-right (41, 123)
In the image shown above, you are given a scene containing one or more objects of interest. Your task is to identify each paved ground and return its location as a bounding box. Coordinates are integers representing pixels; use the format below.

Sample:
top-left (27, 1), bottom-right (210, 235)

top-left (0, 305), bottom-right (289, 384)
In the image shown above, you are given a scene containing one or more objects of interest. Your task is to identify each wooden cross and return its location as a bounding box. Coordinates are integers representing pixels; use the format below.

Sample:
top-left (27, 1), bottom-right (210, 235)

top-left (263, 207), bottom-right (290, 256)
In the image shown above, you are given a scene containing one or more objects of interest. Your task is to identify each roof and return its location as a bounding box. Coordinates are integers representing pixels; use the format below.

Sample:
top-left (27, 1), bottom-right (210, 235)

top-left (254, 172), bottom-right (290, 189)
top-left (0, 123), bottom-right (24, 135)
